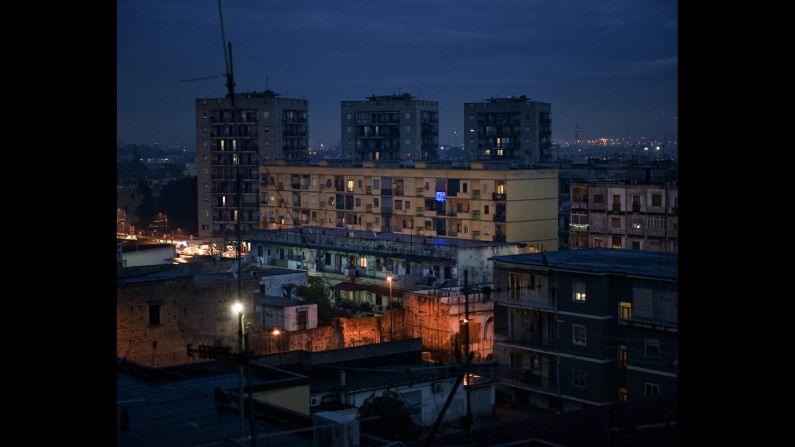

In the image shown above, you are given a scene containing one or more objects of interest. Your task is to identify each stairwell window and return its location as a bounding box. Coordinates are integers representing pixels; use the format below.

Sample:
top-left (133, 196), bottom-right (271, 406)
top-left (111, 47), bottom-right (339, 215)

top-left (573, 324), bottom-right (587, 346)
top-left (572, 369), bottom-right (587, 387)
top-left (645, 338), bottom-right (660, 357)
top-left (645, 383), bottom-right (660, 397)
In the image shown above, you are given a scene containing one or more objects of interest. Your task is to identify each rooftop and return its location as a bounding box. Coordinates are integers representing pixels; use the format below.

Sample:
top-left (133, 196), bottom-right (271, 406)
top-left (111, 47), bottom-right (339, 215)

top-left (491, 248), bottom-right (677, 281)
top-left (119, 240), bottom-right (175, 253)
top-left (257, 295), bottom-right (314, 307)
top-left (116, 364), bottom-right (311, 447)
top-left (253, 226), bottom-right (516, 249)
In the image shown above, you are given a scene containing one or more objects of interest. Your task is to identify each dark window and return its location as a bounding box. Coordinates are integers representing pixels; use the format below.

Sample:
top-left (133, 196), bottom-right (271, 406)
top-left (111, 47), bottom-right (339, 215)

top-left (652, 194), bottom-right (662, 207)
top-left (593, 194), bottom-right (604, 204)
top-left (148, 304), bottom-right (161, 326)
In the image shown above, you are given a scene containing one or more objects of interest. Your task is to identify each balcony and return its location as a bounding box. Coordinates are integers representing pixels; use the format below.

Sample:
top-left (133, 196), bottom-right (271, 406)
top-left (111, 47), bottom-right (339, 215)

top-left (366, 186), bottom-right (372, 195)
top-left (416, 188), bottom-right (424, 197)
top-left (496, 364), bottom-right (559, 394)
top-left (416, 208), bottom-right (424, 216)
top-left (493, 192), bottom-right (506, 201)
top-left (471, 212), bottom-right (481, 221)
top-left (619, 310), bottom-right (677, 330)
top-left (366, 204), bottom-right (373, 213)
top-left (472, 191), bottom-right (481, 200)
top-left (493, 212), bottom-right (506, 222)
top-left (494, 290), bottom-right (556, 311)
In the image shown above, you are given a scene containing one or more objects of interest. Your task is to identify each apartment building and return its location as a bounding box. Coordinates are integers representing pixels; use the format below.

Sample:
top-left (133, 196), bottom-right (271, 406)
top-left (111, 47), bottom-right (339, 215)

top-left (464, 96), bottom-right (552, 165)
top-left (341, 94), bottom-right (438, 161)
top-left (569, 183), bottom-right (678, 252)
top-left (490, 249), bottom-right (677, 411)
top-left (196, 90), bottom-right (309, 239)
top-left (258, 161), bottom-right (558, 249)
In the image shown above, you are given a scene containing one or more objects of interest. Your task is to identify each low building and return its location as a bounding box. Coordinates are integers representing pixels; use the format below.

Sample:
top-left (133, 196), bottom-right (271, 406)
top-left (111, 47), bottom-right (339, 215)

top-left (119, 240), bottom-right (177, 267)
top-left (332, 282), bottom-right (406, 314)
top-left (250, 226), bottom-right (522, 289)
top-left (117, 268), bottom-right (309, 367)
top-left (257, 296), bottom-right (318, 332)
top-left (490, 249), bottom-right (677, 411)
top-left (403, 287), bottom-right (495, 364)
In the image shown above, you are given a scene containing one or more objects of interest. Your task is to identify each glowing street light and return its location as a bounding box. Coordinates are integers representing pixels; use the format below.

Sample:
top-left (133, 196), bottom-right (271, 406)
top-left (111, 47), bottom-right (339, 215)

top-left (386, 275), bottom-right (393, 306)
top-left (231, 302), bottom-right (245, 438)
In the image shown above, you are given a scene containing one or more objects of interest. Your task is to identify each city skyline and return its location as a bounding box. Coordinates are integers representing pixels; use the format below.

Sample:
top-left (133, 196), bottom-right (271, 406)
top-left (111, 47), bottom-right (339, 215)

top-left (118, 0), bottom-right (677, 149)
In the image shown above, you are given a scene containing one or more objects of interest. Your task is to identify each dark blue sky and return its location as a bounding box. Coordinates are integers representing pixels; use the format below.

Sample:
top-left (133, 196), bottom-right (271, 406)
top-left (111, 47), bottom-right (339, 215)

top-left (117, 0), bottom-right (677, 149)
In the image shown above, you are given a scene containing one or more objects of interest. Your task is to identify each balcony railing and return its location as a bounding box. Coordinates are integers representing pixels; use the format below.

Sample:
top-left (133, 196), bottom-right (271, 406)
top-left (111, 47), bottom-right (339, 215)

top-left (493, 212), bottom-right (506, 222)
top-left (495, 364), bottom-right (559, 394)
top-left (416, 188), bottom-right (424, 197)
top-left (493, 192), bottom-right (506, 201)
top-left (472, 191), bottom-right (481, 200)
top-left (494, 290), bottom-right (557, 310)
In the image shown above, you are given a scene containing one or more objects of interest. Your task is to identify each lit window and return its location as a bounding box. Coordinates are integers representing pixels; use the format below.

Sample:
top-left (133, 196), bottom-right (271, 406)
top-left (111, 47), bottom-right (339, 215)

top-left (359, 257), bottom-right (367, 268)
top-left (618, 345), bottom-right (628, 368)
top-left (619, 301), bottom-right (632, 320)
top-left (573, 282), bottom-right (587, 302)
top-left (496, 149), bottom-right (504, 156)
top-left (496, 183), bottom-right (505, 194)
top-left (347, 180), bottom-right (354, 192)
top-left (618, 388), bottom-right (628, 401)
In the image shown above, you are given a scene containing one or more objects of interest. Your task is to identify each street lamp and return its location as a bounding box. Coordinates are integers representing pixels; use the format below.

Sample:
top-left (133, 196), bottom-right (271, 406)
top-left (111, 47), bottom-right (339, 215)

top-left (232, 302), bottom-right (245, 439)
top-left (386, 275), bottom-right (394, 340)
top-left (386, 275), bottom-right (393, 306)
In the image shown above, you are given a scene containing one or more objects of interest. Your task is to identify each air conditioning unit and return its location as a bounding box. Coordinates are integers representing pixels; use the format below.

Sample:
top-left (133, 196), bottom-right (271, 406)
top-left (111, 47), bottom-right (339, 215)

top-left (310, 397), bottom-right (320, 407)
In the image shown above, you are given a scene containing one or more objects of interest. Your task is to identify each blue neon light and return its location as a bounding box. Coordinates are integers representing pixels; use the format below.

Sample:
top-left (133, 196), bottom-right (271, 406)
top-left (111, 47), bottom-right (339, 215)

top-left (435, 191), bottom-right (447, 202)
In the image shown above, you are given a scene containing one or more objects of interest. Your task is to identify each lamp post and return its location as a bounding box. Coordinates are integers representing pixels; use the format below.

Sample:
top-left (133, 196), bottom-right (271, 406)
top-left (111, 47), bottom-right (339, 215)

top-left (386, 275), bottom-right (393, 340)
top-left (386, 275), bottom-right (393, 305)
top-left (232, 302), bottom-right (245, 440)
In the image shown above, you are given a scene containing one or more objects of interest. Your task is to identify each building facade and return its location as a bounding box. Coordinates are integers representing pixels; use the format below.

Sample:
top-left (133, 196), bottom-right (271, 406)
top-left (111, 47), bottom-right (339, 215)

top-left (259, 162), bottom-right (559, 248)
top-left (490, 249), bottom-right (677, 411)
top-left (569, 183), bottom-right (678, 253)
top-left (341, 94), bottom-right (438, 161)
top-left (196, 90), bottom-right (309, 239)
top-left (250, 226), bottom-right (522, 290)
top-left (464, 96), bottom-right (552, 165)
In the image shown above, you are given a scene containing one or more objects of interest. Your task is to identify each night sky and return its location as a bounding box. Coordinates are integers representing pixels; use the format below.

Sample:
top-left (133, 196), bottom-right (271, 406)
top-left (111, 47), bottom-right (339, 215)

top-left (117, 0), bottom-right (677, 149)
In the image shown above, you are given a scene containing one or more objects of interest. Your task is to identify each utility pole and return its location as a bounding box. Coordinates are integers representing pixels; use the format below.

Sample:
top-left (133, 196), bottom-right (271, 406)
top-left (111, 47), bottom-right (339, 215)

top-left (217, 1), bottom-right (254, 444)
top-left (462, 271), bottom-right (473, 432)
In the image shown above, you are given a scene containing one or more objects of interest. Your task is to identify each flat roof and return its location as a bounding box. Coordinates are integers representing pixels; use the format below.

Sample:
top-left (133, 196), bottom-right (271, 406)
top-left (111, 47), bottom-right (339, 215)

top-left (332, 282), bottom-right (406, 297)
top-left (491, 248), bottom-right (677, 280)
top-left (257, 296), bottom-right (315, 307)
top-left (254, 226), bottom-right (516, 249)
top-left (119, 240), bottom-right (175, 253)
top-left (116, 367), bottom-right (311, 447)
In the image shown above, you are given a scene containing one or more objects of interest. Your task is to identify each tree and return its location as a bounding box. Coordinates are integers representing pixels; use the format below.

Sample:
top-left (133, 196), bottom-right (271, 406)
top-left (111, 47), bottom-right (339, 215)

top-left (358, 390), bottom-right (422, 442)
top-left (134, 179), bottom-right (157, 229)
top-left (155, 176), bottom-right (198, 234)
top-left (296, 276), bottom-right (346, 325)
